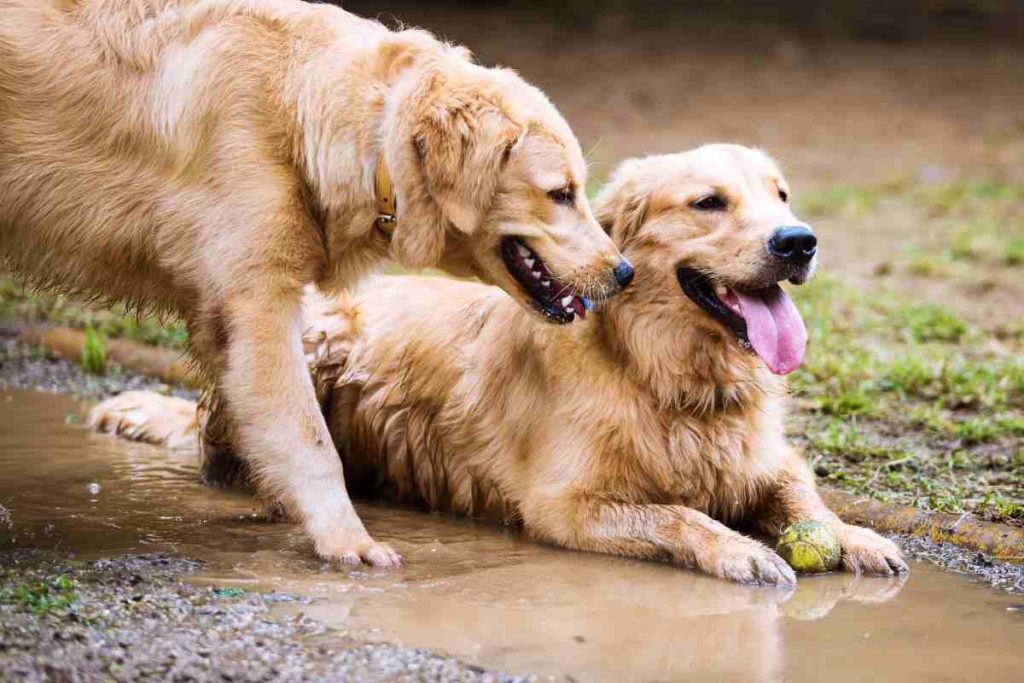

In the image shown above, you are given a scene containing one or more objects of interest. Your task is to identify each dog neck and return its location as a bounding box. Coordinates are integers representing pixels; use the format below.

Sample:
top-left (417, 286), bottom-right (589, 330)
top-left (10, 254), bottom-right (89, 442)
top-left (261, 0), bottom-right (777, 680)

top-left (287, 26), bottom-right (455, 286)
top-left (597, 297), bottom-right (779, 418)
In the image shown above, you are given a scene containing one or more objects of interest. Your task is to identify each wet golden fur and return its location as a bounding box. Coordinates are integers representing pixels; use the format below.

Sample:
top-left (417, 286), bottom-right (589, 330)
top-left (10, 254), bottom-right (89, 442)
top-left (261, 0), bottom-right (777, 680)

top-left (1, 0), bottom-right (624, 565)
top-left (91, 145), bottom-right (907, 583)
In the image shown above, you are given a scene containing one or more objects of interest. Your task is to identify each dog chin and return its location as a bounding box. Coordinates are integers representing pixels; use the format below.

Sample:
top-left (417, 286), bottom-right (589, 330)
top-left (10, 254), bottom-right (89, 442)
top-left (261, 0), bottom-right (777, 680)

top-left (787, 260), bottom-right (816, 286)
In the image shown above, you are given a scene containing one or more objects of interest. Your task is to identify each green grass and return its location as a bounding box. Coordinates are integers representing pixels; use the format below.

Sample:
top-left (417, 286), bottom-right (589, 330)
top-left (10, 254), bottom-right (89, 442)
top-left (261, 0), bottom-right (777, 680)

top-left (81, 326), bottom-right (108, 375)
top-left (788, 178), bottom-right (1024, 525)
top-left (1005, 237), bottom-right (1024, 266)
top-left (0, 277), bottom-right (188, 350)
top-left (0, 575), bottom-right (77, 615)
top-left (791, 273), bottom-right (1022, 419)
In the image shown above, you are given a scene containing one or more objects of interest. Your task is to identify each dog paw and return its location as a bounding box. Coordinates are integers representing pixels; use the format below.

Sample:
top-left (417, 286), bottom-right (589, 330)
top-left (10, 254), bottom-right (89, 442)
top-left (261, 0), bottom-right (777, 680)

top-left (703, 538), bottom-right (797, 586)
top-left (315, 532), bottom-right (402, 568)
top-left (834, 524), bottom-right (908, 576)
top-left (88, 391), bottom-right (197, 449)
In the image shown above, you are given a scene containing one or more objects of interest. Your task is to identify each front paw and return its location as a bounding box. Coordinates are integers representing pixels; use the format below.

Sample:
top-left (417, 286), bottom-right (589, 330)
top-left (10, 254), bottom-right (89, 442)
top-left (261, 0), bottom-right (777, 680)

top-left (314, 529), bottom-right (402, 568)
top-left (834, 524), bottom-right (908, 576)
top-left (700, 537), bottom-right (797, 586)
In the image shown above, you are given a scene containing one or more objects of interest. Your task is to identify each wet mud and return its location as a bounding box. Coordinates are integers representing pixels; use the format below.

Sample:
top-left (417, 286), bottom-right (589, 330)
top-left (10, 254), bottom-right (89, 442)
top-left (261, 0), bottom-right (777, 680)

top-left (1, 389), bottom-right (1022, 681)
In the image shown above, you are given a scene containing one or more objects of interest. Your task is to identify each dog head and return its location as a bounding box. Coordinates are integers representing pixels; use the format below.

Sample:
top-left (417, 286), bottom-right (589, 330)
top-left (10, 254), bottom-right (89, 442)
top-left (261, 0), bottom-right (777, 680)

top-left (596, 144), bottom-right (814, 380)
top-left (385, 60), bottom-right (632, 324)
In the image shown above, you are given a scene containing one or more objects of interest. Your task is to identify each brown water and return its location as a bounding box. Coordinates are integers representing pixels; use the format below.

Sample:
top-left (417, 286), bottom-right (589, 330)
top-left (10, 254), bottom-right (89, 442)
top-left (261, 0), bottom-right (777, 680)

top-left (2, 389), bottom-right (1022, 682)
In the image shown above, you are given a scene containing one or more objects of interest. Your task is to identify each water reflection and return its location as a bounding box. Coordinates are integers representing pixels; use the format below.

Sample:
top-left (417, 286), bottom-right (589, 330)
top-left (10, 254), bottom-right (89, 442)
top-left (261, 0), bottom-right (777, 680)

top-left (2, 389), bottom-right (1021, 683)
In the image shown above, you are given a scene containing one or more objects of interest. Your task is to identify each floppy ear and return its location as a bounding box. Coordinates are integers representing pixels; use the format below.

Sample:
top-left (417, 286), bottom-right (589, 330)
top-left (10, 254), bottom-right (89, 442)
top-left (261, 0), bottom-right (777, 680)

top-left (595, 160), bottom-right (648, 247)
top-left (414, 103), bottom-right (522, 234)
top-left (385, 73), bottom-right (521, 269)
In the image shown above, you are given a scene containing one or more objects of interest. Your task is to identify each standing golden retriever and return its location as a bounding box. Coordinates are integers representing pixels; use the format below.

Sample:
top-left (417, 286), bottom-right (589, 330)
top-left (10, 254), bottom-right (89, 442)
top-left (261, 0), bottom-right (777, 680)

top-left (91, 145), bottom-right (907, 584)
top-left (0, 0), bottom-right (630, 566)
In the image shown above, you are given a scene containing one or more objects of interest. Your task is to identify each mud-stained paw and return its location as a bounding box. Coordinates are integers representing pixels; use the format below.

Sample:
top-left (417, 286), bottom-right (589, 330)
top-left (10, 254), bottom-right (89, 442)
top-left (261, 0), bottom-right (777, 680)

top-left (316, 532), bottom-right (402, 569)
top-left (701, 537), bottom-right (797, 586)
top-left (88, 391), bottom-right (199, 450)
top-left (835, 524), bottom-right (908, 576)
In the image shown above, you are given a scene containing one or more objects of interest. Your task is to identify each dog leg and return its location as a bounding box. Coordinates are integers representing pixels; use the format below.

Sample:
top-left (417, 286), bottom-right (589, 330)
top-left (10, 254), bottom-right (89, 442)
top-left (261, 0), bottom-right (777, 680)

top-left (755, 453), bottom-right (908, 576)
top-left (525, 498), bottom-right (796, 585)
top-left (214, 293), bottom-right (400, 568)
top-left (196, 387), bottom-right (254, 490)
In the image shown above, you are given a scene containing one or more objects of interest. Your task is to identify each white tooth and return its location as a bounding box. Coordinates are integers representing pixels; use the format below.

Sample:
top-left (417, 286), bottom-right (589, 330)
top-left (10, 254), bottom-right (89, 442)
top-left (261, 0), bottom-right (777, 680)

top-left (524, 257), bottom-right (535, 268)
top-left (714, 284), bottom-right (728, 299)
top-left (541, 280), bottom-right (551, 288)
top-left (516, 244), bottom-right (530, 257)
top-left (561, 296), bottom-right (574, 307)
top-left (532, 270), bottom-right (542, 279)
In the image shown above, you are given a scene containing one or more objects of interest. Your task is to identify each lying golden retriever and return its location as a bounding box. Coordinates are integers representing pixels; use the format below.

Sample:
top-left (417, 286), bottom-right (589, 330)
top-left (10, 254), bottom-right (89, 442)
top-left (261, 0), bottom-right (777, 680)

top-left (91, 144), bottom-right (907, 584)
top-left (0, 0), bottom-right (630, 566)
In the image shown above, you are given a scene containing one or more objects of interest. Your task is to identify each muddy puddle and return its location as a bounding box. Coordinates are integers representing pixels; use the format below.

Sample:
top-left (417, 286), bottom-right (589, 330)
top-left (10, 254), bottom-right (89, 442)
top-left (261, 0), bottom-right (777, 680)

top-left (1, 388), bottom-right (1022, 682)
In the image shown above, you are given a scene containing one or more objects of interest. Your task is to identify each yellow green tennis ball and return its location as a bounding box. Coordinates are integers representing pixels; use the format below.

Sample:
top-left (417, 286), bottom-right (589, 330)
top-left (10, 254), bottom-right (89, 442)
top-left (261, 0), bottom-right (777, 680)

top-left (776, 521), bottom-right (841, 573)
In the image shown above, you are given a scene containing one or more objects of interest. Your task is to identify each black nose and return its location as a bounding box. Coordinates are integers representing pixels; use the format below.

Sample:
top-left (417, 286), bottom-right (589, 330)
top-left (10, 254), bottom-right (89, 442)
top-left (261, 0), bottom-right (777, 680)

top-left (613, 261), bottom-right (634, 288)
top-left (768, 226), bottom-right (817, 265)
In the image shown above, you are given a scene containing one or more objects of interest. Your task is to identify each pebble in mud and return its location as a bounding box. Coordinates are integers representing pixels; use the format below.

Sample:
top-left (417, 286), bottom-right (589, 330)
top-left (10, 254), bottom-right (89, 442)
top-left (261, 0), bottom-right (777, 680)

top-left (894, 535), bottom-right (1024, 595)
top-left (0, 552), bottom-right (527, 683)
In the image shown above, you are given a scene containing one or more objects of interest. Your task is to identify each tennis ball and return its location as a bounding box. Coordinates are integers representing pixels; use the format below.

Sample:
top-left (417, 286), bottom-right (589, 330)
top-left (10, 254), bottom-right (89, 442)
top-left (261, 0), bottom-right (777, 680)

top-left (776, 521), bottom-right (841, 573)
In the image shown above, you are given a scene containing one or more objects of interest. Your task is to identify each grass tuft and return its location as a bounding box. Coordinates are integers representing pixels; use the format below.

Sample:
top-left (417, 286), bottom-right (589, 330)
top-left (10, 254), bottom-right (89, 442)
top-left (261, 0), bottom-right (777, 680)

top-left (81, 326), bottom-right (108, 375)
top-left (0, 575), bottom-right (77, 615)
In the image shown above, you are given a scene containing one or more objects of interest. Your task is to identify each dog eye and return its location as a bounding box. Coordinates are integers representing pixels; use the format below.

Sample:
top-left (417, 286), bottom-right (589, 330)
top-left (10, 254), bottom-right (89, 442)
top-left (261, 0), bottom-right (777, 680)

top-left (548, 187), bottom-right (575, 206)
top-left (692, 195), bottom-right (726, 211)
top-left (778, 189), bottom-right (789, 202)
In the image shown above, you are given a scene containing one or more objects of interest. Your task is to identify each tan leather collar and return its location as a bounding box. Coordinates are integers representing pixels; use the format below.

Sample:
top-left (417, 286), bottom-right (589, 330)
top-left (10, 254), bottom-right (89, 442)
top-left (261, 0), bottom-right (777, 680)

top-left (374, 155), bottom-right (396, 236)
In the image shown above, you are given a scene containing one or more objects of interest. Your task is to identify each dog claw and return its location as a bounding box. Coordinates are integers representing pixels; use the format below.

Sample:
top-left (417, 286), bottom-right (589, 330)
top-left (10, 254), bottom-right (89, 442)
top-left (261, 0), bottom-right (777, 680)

top-left (365, 544), bottom-right (402, 568)
top-left (709, 541), bottom-right (797, 586)
top-left (750, 554), bottom-right (797, 586)
top-left (836, 525), bottom-right (908, 577)
top-left (316, 533), bottom-right (402, 568)
top-left (888, 557), bottom-right (909, 574)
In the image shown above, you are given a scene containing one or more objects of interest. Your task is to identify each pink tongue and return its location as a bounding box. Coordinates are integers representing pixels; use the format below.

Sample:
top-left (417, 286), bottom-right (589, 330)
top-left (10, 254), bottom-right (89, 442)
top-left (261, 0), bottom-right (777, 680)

top-left (733, 285), bottom-right (807, 375)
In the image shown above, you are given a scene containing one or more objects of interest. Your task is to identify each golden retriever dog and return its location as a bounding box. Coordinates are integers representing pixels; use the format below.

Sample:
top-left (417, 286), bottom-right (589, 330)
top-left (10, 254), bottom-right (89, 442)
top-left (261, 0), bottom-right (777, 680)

top-left (90, 144), bottom-right (907, 584)
top-left (0, 0), bottom-right (631, 566)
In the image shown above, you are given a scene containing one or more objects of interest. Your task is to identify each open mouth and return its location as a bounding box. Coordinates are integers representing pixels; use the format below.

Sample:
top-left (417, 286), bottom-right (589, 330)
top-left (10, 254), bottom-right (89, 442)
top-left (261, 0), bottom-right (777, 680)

top-left (501, 238), bottom-right (589, 324)
top-left (676, 267), bottom-right (808, 376)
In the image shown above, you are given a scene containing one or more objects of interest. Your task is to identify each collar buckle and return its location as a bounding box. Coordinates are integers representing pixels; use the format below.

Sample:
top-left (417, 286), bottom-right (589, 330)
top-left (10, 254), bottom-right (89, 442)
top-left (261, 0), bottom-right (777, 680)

top-left (374, 155), bottom-right (396, 237)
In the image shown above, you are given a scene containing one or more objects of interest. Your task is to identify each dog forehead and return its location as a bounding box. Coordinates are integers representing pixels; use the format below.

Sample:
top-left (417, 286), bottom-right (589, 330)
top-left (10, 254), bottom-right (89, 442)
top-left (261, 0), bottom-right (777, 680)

top-left (513, 129), bottom-right (582, 187)
top-left (653, 146), bottom-right (784, 199)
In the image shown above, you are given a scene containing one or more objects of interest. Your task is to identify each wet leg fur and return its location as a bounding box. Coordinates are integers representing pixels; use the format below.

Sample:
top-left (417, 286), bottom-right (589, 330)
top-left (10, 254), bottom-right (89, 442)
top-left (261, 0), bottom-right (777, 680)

top-left (526, 499), bottom-right (797, 585)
